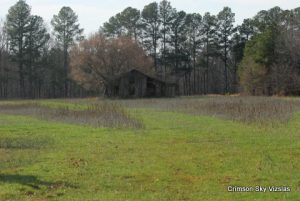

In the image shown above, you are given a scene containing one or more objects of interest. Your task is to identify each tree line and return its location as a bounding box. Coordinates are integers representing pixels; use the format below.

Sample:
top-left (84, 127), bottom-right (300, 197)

top-left (0, 0), bottom-right (299, 99)
top-left (0, 0), bottom-right (86, 98)
top-left (100, 2), bottom-right (300, 95)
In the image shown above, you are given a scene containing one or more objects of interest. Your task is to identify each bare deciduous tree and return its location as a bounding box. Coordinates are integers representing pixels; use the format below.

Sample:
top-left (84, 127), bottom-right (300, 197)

top-left (70, 34), bottom-right (154, 91)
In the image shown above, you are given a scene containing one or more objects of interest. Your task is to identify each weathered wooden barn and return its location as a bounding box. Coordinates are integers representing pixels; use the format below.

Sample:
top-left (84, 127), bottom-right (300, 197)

top-left (104, 69), bottom-right (177, 98)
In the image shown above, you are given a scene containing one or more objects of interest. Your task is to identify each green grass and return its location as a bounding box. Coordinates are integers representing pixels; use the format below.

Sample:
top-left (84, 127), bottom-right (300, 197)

top-left (0, 97), bottom-right (300, 200)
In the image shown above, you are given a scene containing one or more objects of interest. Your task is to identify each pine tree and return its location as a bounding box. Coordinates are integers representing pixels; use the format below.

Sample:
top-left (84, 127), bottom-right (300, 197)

top-left (169, 10), bottom-right (187, 73)
top-left (185, 13), bottom-right (202, 93)
top-left (200, 12), bottom-right (217, 93)
top-left (216, 7), bottom-right (236, 93)
top-left (5, 0), bottom-right (31, 97)
top-left (51, 7), bottom-right (83, 97)
top-left (141, 2), bottom-right (161, 71)
top-left (159, 0), bottom-right (174, 77)
top-left (26, 15), bottom-right (50, 98)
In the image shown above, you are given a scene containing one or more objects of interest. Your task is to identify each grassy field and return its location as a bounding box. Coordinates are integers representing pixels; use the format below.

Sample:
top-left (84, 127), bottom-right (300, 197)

top-left (0, 96), bottom-right (300, 201)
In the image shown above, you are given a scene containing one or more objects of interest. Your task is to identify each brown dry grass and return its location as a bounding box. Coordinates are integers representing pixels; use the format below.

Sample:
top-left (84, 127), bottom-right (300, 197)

top-left (176, 97), bottom-right (297, 124)
top-left (115, 96), bottom-right (298, 124)
top-left (0, 102), bottom-right (143, 129)
top-left (0, 96), bottom-right (298, 126)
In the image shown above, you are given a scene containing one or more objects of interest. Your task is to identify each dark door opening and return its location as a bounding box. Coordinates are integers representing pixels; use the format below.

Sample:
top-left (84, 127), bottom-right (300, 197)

top-left (129, 76), bottom-right (135, 96)
top-left (146, 79), bottom-right (156, 97)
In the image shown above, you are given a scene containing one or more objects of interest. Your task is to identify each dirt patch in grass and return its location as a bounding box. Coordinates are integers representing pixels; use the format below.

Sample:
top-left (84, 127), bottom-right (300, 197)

top-left (0, 102), bottom-right (143, 129)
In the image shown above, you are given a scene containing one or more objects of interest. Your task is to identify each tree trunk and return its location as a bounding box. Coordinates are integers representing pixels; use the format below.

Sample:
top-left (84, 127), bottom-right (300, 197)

top-left (64, 46), bottom-right (69, 97)
top-left (224, 39), bottom-right (228, 94)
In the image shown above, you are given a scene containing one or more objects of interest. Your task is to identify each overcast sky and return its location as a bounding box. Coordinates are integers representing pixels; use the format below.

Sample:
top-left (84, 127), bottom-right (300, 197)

top-left (0, 0), bottom-right (299, 35)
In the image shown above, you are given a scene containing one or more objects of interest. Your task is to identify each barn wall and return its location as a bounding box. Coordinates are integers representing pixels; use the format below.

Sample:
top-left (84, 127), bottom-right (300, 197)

top-left (119, 77), bottom-right (129, 97)
top-left (165, 85), bottom-right (176, 97)
top-left (106, 70), bottom-right (178, 98)
top-left (134, 71), bottom-right (147, 97)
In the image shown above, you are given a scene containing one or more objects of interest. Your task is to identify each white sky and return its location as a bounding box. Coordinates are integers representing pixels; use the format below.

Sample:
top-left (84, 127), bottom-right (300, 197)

top-left (0, 0), bottom-right (299, 35)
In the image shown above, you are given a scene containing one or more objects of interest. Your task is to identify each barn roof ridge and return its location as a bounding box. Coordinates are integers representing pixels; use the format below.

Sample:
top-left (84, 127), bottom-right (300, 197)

top-left (113, 68), bottom-right (177, 85)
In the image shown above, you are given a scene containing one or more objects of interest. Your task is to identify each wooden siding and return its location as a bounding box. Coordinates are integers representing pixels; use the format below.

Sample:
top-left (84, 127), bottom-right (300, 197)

top-left (105, 69), bottom-right (177, 98)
